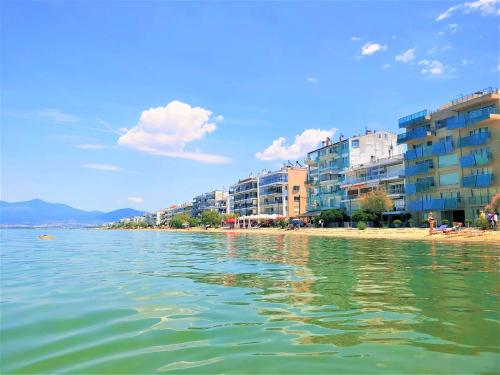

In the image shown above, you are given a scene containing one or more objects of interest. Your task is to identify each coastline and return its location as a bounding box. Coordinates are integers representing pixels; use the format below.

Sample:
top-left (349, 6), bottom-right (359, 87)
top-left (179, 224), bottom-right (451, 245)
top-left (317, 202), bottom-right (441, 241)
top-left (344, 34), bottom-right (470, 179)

top-left (109, 227), bottom-right (500, 244)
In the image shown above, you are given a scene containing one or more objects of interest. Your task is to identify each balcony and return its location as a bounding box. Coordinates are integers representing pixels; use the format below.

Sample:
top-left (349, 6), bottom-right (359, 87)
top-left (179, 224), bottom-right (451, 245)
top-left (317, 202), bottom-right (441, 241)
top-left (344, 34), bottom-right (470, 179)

top-left (405, 161), bottom-right (432, 177)
top-left (397, 127), bottom-right (432, 145)
top-left (344, 170), bottom-right (404, 185)
top-left (462, 173), bottom-right (493, 188)
top-left (459, 132), bottom-right (490, 147)
top-left (447, 107), bottom-right (499, 130)
top-left (460, 152), bottom-right (492, 168)
top-left (468, 196), bottom-right (493, 206)
top-left (398, 109), bottom-right (430, 129)
top-left (404, 140), bottom-right (454, 160)
top-left (408, 198), bottom-right (462, 212)
top-left (406, 179), bottom-right (434, 194)
top-left (305, 157), bottom-right (319, 166)
top-left (449, 87), bottom-right (499, 110)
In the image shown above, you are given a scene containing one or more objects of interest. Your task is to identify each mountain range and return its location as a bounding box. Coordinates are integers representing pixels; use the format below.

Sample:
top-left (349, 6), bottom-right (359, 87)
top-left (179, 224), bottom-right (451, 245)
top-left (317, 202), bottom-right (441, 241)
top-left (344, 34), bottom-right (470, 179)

top-left (0, 199), bottom-right (145, 227)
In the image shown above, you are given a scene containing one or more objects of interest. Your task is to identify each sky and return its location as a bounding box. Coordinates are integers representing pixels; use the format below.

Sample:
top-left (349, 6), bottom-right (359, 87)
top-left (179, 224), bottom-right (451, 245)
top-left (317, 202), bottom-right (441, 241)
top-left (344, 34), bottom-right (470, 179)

top-left (1, 0), bottom-right (499, 212)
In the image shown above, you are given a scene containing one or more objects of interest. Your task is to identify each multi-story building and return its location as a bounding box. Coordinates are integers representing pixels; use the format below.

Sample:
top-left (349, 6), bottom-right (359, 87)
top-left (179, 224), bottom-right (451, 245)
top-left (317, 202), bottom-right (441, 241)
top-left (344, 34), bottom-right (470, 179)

top-left (191, 190), bottom-right (227, 217)
top-left (229, 176), bottom-right (259, 217)
top-left (399, 87), bottom-right (499, 225)
top-left (259, 165), bottom-right (308, 218)
top-left (305, 131), bottom-right (402, 213)
top-left (340, 154), bottom-right (406, 215)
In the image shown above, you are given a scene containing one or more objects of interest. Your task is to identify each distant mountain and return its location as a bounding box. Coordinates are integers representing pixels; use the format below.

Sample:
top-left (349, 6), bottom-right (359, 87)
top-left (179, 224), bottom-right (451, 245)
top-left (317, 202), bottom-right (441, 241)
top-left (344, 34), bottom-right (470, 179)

top-left (0, 199), bottom-right (145, 227)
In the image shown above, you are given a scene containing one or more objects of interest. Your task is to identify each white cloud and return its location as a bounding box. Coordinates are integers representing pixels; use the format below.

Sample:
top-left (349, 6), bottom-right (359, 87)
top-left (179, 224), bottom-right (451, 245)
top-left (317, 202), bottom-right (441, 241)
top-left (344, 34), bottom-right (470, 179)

top-left (442, 45), bottom-right (452, 51)
top-left (395, 47), bottom-right (416, 63)
top-left (127, 196), bottom-right (144, 204)
top-left (461, 58), bottom-right (473, 66)
top-left (350, 36), bottom-right (361, 41)
top-left (76, 144), bottom-right (107, 149)
top-left (214, 114), bottom-right (224, 122)
top-left (436, 0), bottom-right (500, 21)
top-left (117, 100), bottom-right (229, 164)
top-left (361, 42), bottom-right (388, 55)
top-left (418, 60), bottom-right (445, 76)
top-left (37, 109), bottom-right (79, 123)
top-left (255, 128), bottom-right (337, 161)
top-left (382, 64), bottom-right (392, 70)
top-left (307, 77), bottom-right (318, 83)
top-left (83, 163), bottom-right (123, 171)
top-left (448, 23), bottom-right (459, 33)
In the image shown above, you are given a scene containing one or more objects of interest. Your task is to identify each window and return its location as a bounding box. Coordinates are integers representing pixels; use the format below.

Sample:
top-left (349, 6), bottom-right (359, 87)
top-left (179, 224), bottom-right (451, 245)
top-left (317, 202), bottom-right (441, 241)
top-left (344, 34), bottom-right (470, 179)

top-left (294, 196), bottom-right (300, 202)
top-left (292, 185), bottom-right (300, 193)
top-left (352, 140), bottom-right (360, 148)
top-left (439, 172), bottom-right (459, 186)
top-left (438, 154), bottom-right (458, 168)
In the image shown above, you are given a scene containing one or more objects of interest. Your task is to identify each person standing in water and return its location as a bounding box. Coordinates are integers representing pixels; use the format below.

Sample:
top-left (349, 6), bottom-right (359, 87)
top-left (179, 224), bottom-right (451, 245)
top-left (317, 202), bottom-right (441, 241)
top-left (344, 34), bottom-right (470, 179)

top-left (428, 211), bottom-right (436, 235)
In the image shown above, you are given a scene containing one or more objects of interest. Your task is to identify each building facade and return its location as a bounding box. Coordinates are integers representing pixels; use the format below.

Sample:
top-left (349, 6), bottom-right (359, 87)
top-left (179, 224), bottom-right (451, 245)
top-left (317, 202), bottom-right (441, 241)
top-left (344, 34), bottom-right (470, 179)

top-left (305, 131), bottom-right (402, 213)
top-left (229, 176), bottom-right (259, 217)
top-left (340, 154), bottom-right (406, 215)
top-left (399, 87), bottom-right (499, 225)
top-left (259, 166), bottom-right (308, 218)
top-left (191, 190), bottom-right (227, 217)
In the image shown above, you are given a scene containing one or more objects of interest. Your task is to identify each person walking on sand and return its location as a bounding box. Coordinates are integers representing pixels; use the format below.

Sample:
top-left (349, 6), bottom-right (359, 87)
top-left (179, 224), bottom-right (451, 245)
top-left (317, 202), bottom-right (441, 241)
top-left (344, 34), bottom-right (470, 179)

top-left (428, 212), bottom-right (436, 235)
top-left (493, 211), bottom-right (498, 229)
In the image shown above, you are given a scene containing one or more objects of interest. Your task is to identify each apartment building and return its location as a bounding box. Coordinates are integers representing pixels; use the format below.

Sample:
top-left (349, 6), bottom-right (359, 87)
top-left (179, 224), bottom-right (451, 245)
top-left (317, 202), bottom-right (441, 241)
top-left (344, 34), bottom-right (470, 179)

top-left (399, 87), bottom-right (499, 225)
top-left (259, 165), bottom-right (308, 218)
top-left (305, 131), bottom-right (402, 213)
top-left (191, 190), bottom-right (227, 217)
top-left (229, 176), bottom-right (259, 217)
top-left (340, 154), bottom-right (406, 215)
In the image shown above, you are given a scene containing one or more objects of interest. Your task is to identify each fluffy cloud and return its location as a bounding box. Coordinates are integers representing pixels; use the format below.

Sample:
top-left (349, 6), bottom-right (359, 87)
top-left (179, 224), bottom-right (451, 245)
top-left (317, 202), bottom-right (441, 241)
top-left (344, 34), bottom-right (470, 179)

top-left (361, 42), bottom-right (388, 56)
top-left (436, 0), bottom-right (500, 21)
top-left (118, 100), bottom-right (229, 164)
top-left (128, 196), bottom-right (144, 204)
top-left (83, 163), bottom-right (123, 171)
top-left (395, 47), bottom-right (416, 63)
top-left (382, 64), bottom-right (392, 70)
top-left (418, 60), bottom-right (445, 76)
top-left (255, 128), bottom-right (337, 161)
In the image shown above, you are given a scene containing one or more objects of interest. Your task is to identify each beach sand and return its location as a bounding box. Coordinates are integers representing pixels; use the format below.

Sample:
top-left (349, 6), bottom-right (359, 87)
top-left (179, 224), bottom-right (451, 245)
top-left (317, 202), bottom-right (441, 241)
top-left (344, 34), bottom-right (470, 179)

top-left (148, 227), bottom-right (500, 244)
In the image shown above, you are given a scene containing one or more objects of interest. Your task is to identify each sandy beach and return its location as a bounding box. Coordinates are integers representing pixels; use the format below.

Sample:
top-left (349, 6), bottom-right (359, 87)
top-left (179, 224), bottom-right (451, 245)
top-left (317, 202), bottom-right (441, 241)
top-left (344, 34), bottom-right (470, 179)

top-left (141, 227), bottom-right (500, 244)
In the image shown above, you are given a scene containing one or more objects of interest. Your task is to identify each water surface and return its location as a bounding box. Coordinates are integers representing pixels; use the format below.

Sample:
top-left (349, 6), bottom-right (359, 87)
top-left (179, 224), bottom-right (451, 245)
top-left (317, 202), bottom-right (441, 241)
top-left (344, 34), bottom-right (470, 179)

top-left (1, 229), bottom-right (498, 373)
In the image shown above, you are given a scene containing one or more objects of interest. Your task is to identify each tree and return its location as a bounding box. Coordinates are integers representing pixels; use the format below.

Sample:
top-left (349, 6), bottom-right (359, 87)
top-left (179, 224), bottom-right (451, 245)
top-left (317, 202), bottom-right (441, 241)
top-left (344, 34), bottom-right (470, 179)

top-left (200, 210), bottom-right (221, 227)
top-left (359, 188), bottom-right (392, 226)
top-left (170, 213), bottom-right (190, 229)
top-left (351, 210), bottom-right (375, 223)
top-left (188, 216), bottom-right (201, 227)
top-left (319, 209), bottom-right (344, 224)
top-left (485, 194), bottom-right (500, 212)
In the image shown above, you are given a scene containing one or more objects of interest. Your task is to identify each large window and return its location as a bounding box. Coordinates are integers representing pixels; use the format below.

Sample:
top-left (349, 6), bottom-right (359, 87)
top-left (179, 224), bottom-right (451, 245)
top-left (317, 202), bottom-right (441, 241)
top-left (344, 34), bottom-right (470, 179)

top-left (438, 154), bottom-right (458, 168)
top-left (439, 172), bottom-right (459, 186)
top-left (351, 139), bottom-right (360, 148)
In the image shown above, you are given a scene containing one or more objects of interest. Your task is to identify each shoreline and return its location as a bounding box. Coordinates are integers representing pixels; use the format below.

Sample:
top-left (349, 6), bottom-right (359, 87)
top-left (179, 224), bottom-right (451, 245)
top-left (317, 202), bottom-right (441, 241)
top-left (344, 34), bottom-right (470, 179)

top-left (108, 227), bottom-right (500, 244)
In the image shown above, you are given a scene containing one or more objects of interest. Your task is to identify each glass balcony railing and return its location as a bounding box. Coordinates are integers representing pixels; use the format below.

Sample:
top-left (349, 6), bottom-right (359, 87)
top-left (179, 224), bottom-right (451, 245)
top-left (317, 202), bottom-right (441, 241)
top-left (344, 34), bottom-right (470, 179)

top-left (462, 173), bottom-right (493, 188)
top-left (468, 196), bottom-right (493, 205)
top-left (405, 161), bottom-right (432, 177)
top-left (447, 107), bottom-right (498, 130)
top-left (397, 127), bottom-right (431, 144)
top-left (460, 152), bottom-right (492, 168)
top-left (459, 132), bottom-right (490, 147)
top-left (398, 109), bottom-right (429, 128)
top-left (408, 198), bottom-right (461, 212)
top-left (405, 140), bottom-right (454, 161)
top-left (405, 179), bottom-right (434, 194)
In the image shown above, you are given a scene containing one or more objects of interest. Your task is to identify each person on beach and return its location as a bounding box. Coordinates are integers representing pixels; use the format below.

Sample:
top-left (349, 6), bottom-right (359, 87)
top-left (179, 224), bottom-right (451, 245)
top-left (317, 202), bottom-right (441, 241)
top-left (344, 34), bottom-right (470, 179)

top-left (493, 211), bottom-right (498, 229)
top-left (428, 212), bottom-right (436, 235)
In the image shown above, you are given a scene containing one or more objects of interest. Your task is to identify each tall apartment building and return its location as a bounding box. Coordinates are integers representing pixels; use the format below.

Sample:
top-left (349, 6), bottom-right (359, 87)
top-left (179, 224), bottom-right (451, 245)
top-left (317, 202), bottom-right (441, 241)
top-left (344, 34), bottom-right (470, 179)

top-left (341, 154), bottom-right (406, 216)
top-left (305, 131), bottom-right (402, 213)
top-left (399, 87), bottom-right (499, 225)
top-left (258, 166), bottom-right (308, 218)
top-left (229, 176), bottom-right (259, 217)
top-left (191, 190), bottom-right (227, 217)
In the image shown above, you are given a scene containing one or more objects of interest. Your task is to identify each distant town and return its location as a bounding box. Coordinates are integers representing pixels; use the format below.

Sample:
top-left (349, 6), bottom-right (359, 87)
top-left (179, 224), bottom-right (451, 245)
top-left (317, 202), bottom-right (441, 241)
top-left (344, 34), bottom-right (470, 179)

top-left (110, 87), bottom-right (499, 229)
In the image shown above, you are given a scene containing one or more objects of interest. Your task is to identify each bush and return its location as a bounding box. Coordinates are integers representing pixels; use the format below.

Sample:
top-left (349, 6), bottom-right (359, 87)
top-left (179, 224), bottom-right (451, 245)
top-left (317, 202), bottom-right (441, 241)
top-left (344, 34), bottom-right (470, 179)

top-left (408, 218), bottom-right (415, 227)
top-left (357, 221), bottom-right (367, 230)
top-left (475, 217), bottom-right (489, 230)
top-left (188, 217), bottom-right (201, 227)
top-left (277, 219), bottom-right (287, 229)
top-left (171, 213), bottom-right (190, 229)
top-left (465, 219), bottom-right (473, 227)
top-left (351, 210), bottom-right (375, 223)
top-left (319, 209), bottom-right (345, 224)
top-left (393, 219), bottom-right (402, 228)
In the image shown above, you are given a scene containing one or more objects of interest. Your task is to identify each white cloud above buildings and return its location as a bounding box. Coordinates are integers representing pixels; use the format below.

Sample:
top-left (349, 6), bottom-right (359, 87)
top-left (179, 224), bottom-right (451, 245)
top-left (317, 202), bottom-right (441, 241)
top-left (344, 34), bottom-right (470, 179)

top-left (117, 100), bottom-right (229, 164)
top-left (436, 0), bottom-right (500, 21)
top-left (127, 196), bottom-right (144, 204)
top-left (418, 60), bottom-right (445, 76)
top-left (255, 128), bottom-right (337, 161)
top-left (395, 47), bottom-right (416, 63)
top-left (361, 42), bottom-right (388, 56)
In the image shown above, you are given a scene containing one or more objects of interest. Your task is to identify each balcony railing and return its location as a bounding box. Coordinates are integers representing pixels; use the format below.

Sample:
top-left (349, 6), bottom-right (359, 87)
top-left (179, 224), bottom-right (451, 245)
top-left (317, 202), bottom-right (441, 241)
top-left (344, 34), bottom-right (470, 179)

top-left (459, 132), bottom-right (490, 147)
top-left (397, 127), bottom-right (431, 144)
top-left (460, 152), bottom-right (492, 168)
top-left (405, 161), bottom-right (432, 177)
top-left (450, 87), bottom-right (498, 107)
top-left (447, 107), bottom-right (498, 130)
top-left (406, 179), bottom-right (434, 194)
top-left (468, 196), bottom-right (493, 205)
top-left (462, 173), bottom-right (493, 188)
top-left (344, 170), bottom-right (404, 184)
top-left (408, 198), bottom-right (463, 212)
top-left (398, 109), bottom-right (429, 129)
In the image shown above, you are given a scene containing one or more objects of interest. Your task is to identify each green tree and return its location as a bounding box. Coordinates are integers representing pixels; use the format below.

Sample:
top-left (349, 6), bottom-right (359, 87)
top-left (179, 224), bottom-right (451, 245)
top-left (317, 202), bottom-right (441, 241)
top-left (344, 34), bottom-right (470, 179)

top-left (188, 216), bottom-right (201, 227)
top-left (170, 213), bottom-right (190, 229)
top-left (319, 209), bottom-right (345, 224)
top-left (200, 210), bottom-right (222, 227)
top-left (359, 189), bottom-right (392, 227)
top-left (351, 210), bottom-right (375, 223)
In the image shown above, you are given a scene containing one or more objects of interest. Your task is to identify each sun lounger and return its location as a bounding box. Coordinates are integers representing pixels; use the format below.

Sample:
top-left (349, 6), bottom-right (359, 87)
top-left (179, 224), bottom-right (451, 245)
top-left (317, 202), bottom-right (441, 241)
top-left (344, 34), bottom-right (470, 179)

top-left (436, 225), bottom-right (448, 232)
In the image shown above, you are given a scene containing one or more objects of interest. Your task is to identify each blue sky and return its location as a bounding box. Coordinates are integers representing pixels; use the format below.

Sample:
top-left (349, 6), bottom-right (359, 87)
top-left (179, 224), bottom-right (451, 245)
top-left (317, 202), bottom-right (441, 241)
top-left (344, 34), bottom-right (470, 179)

top-left (1, 1), bottom-right (499, 212)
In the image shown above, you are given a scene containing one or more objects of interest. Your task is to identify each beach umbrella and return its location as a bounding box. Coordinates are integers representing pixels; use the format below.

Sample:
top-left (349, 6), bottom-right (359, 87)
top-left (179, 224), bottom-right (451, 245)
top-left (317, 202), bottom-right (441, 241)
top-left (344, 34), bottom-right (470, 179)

top-left (226, 218), bottom-right (236, 223)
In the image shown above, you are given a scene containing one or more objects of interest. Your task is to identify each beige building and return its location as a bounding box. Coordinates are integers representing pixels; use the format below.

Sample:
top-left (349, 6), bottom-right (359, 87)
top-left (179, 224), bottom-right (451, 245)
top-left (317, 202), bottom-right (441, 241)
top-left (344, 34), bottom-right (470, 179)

top-left (399, 87), bottom-right (499, 225)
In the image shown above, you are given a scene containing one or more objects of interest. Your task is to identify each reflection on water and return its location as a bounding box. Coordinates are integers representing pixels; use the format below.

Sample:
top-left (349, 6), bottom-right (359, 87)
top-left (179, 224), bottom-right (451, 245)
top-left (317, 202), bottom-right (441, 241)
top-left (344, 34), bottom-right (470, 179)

top-left (1, 229), bottom-right (498, 374)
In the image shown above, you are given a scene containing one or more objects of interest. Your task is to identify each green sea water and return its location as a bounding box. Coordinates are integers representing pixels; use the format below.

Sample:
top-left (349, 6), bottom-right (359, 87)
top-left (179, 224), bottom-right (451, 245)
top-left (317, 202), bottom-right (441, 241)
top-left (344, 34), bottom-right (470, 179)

top-left (1, 229), bottom-right (498, 374)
